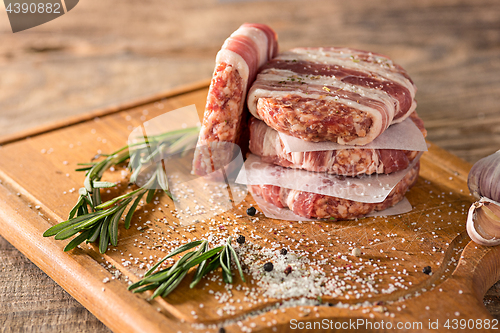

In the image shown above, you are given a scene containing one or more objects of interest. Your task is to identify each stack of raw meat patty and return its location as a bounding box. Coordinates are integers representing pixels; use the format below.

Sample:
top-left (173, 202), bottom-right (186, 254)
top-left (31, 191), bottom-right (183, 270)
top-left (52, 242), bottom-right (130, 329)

top-left (194, 24), bottom-right (427, 220)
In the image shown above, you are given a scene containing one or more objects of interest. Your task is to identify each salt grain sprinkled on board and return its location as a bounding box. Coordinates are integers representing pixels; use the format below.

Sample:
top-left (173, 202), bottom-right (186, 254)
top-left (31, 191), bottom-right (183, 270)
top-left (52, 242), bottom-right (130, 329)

top-left (67, 150), bottom-right (472, 331)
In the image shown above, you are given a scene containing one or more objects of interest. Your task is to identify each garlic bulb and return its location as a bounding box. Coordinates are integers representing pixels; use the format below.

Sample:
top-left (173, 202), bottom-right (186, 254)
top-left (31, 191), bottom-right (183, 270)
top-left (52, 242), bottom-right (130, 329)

top-left (467, 150), bottom-right (500, 246)
top-left (468, 149), bottom-right (500, 201)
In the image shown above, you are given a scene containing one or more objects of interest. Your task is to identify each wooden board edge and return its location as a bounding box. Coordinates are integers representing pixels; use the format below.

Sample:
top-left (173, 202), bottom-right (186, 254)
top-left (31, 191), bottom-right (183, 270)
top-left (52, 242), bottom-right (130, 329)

top-left (0, 78), bottom-right (211, 146)
top-left (0, 182), bottom-right (183, 333)
top-left (460, 241), bottom-right (500, 314)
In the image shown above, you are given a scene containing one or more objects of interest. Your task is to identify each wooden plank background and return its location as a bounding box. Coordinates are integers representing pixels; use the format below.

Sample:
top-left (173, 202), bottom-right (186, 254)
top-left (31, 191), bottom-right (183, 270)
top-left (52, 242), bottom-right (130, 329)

top-left (1, 0), bottom-right (500, 331)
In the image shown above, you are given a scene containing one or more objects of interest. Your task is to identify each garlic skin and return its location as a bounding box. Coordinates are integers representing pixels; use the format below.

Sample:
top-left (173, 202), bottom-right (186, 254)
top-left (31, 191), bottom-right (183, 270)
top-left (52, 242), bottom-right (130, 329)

top-left (468, 149), bottom-right (500, 202)
top-left (467, 197), bottom-right (500, 246)
top-left (467, 149), bottom-right (500, 246)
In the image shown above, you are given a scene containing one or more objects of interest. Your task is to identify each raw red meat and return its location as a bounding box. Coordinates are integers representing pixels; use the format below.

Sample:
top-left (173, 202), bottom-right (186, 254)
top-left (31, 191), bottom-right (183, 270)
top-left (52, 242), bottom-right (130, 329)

top-left (193, 23), bottom-right (278, 176)
top-left (248, 112), bottom-right (426, 176)
top-left (247, 47), bottom-right (417, 145)
top-left (249, 161), bottom-right (420, 219)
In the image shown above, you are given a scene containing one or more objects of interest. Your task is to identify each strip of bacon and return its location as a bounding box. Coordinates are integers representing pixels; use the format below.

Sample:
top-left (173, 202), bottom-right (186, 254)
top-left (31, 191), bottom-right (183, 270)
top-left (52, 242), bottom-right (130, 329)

top-left (247, 47), bottom-right (417, 145)
top-left (192, 23), bottom-right (278, 176)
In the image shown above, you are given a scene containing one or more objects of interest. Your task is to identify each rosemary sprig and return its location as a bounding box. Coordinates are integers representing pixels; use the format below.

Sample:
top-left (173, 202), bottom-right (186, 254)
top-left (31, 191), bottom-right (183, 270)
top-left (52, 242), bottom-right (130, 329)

top-left (128, 237), bottom-right (245, 299)
top-left (43, 126), bottom-right (199, 253)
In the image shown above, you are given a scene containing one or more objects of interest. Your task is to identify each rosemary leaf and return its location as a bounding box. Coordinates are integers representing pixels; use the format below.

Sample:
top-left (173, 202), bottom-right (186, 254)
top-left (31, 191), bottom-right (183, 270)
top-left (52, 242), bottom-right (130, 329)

top-left (222, 269), bottom-right (232, 284)
top-left (124, 191), bottom-right (145, 229)
top-left (168, 251), bottom-right (197, 274)
top-left (227, 241), bottom-right (246, 283)
top-left (83, 176), bottom-right (93, 193)
top-left (88, 223), bottom-right (102, 243)
top-left (166, 132), bottom-right (198, 155)
top-left (138, 267), bottom-right (177, 286)
top-left (151, 269), bottom-right (183, 299)
top-left (108, 202), bottom-right (128, 247)
top-left (92, 187), bottom-right (102, 207)
top-left (140, 143), bottom-right (163, 165)
top-left (190, 260), bottom-right (208, 288)
top-left (54, 221), bottom-right (88, 240)
top-left (113, 151), bottom-right (131, 165)
top-left (146, 188), bottom-right (156, 204)
top-left (68, 196), bottom-right (85, 220)
top-left (63, 229), bottom-right (93, 252)
top-left (129, 163), bottom-right (142, 184)
top-left (99, 216), bottom-right (111, 254)
top-left (93, 181), bottom-right (117, 189)
top-left (75, 166), bottom-right (93, 172)
top-left (128, 149), bottom-right (141, 171)
top-left (156, 165), bottom-right (169, 194)
top-left (95, 187), bottom-right (143, 210)
top-left (83, 194), bottom-right (94, 209)
top-left (43, 214), bottom-right (90, 237)
top-left (145, 240), bottom-right (203, 277)
top-left (149, 127), bottom-right (199, 142)
top-left (74, 209), bottom-right (115, 230)
top-left (183, 246), bottom-right (222, 271)
top-left (160, 269), bottom-right (189, 298)
top-left (128, 267), bottom-right (169, 290)
top-left (84, 159), bottom-right (107, 192)
top-left (190, 254), bottom-right (222, 289)
top-left (219, 247), bottom-right (232, 278)
top-left (131, 283), bottom-right (160, 294)
top-left (79, 201), bottom-right (90, 215)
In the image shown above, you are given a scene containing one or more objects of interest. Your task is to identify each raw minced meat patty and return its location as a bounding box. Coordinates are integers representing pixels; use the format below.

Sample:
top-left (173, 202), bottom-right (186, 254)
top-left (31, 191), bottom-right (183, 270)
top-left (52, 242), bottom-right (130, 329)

top-left (247, 47), bottom-right (417, 145)
top-left (249, 161), bottom-right (420, 220)
top-left (248, 112), bottom-right (426, 176)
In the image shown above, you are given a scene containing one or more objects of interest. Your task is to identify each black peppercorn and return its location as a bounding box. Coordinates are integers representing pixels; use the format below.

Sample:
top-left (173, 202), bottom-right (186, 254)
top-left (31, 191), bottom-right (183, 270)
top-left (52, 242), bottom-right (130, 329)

top-left (236, 235), bottom-right (245, 244)
top-left (246, 206), bottom-right (256, 216)
top-left (280, 248), bottom-right (288, 255)
top-left (263, 262), bottom-right (274, 272)
top-left (218, 327), bottom-right (226, 333)
top-left (422, 266), bottom-right (432, 275)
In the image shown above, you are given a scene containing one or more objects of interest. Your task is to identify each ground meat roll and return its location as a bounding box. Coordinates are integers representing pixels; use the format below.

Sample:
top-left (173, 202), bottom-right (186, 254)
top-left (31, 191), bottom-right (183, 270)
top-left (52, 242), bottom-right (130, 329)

top-left (192, 23), bottom-right (278, 176)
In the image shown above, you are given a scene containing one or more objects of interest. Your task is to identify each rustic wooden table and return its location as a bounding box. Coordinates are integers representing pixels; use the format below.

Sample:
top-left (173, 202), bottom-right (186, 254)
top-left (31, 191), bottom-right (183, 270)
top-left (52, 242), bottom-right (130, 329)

top-left (1, 0), bottom-right (500, 331)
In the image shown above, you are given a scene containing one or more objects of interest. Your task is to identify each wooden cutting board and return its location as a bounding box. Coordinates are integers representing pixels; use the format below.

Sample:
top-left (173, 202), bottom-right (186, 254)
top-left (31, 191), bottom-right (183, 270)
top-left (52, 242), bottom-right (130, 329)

top-left (0, 81), bottom-right (498, 333)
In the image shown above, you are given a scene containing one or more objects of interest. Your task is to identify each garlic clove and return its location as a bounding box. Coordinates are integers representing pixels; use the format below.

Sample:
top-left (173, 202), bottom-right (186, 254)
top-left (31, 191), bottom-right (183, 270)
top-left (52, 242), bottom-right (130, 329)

top-left (467, 149), bottom-right (500, 202)
top-left (467, 197), bottom-right (500, 246)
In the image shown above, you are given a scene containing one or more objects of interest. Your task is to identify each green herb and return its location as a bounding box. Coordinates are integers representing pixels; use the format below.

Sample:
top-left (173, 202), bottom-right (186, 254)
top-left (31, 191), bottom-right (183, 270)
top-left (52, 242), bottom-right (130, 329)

top-left (43, 126), bottom-right (199, 253)
top-left (128, 237), bottom-right (245, 299)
